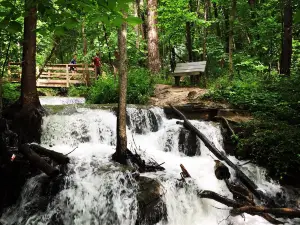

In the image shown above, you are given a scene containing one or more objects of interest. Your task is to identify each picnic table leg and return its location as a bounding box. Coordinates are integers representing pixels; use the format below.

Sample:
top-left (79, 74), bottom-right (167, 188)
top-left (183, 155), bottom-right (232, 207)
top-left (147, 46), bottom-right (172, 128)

top-left (195, 75), bottom-right (200, 86)
top-left (175, 76), bottom-right (180, 86)
top-left (190, 75), bottom-right (195, 86)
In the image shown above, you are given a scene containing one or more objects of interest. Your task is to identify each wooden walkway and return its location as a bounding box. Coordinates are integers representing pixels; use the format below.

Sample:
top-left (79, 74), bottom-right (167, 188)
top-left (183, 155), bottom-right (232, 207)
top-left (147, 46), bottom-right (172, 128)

top-left (7, 62), bottom-right (97, 88)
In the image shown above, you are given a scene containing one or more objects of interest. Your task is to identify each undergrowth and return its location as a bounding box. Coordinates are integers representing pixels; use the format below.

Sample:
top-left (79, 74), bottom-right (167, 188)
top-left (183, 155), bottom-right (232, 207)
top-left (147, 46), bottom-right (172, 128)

top-left (204, 72), bottom-right (300, 184)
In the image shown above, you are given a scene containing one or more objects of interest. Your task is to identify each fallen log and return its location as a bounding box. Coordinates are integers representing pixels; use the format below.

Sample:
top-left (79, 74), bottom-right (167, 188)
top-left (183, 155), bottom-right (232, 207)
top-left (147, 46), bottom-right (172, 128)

top-left (30, 144), bottom-right (69, 165)
top-left (231, 206), bottom-right (300, 219)
top-left (181, 164), bottom-right (285, 224)
top-left (19, 144), bottom-right (59, 177)
top-left (170, 105), bottom-right (263, 200)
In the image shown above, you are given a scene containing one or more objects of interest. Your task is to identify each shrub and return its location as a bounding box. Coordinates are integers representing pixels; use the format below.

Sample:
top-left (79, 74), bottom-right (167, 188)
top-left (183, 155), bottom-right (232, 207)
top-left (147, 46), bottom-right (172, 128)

top-left (86, 68), bottom-right (154, 105)
top-left (204, 72), bottom-right (300, 184)
top-left (2, 83), bottom-right (20, 107)
top-left (68, 85), bottom-right (89, 97)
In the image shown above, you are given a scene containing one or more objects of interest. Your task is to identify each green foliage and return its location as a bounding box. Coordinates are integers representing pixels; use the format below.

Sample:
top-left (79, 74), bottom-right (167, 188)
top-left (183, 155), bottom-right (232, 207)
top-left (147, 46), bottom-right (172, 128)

top-left (68, 85), bottom-right (89, 97)
top-left (204, 72), bottom-right (300, 183)
top-left (87, 75), bottom-right (119, 104)
top-left (86, 68), bottom-right (154, 105)
top-left (2, 83), bottom-right (20, 106)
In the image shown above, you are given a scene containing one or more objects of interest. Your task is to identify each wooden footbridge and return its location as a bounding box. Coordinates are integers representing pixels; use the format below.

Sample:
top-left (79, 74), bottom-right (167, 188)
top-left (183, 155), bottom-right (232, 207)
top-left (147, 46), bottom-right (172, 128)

top-left (7, 62), bottom-right (97, 88)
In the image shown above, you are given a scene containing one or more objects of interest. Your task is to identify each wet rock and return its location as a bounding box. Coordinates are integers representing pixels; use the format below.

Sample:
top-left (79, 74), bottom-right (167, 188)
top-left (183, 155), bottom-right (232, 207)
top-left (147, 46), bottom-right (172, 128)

top-left (49, 213), bottom-right (64, 225)
top-left (178, 128), bottom-right (201, 156)
top-left (148, 110), bottom-right (160, 132)
top-left (136, 176), bottom-right (167, 225)
top-left (127, 109), bottom-right (161, 134)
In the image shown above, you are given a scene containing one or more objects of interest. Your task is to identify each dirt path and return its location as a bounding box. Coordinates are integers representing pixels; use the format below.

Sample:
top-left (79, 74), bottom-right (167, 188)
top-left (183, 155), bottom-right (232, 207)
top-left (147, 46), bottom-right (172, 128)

top-left (150, 84), bottom-right (252, 123)
top-left (149, 84), bottom-right (208, 106)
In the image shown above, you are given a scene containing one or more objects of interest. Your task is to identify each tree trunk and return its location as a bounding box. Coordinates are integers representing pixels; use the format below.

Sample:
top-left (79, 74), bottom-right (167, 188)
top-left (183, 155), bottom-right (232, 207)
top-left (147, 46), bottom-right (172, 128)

top-left (186, 22), bottom-right (193, 62)
top-left (102, 24), bottom-right (113, 69)
top-left (202, 0), bottom-right (209, 87)
top-left (4, 0), bottom-right (45, 144)
top-left (139, 0), bottom-right (147, 40)
top-left (186, 0), bottom-right (193, 62)
top-left (36, 37), bottom-right (59, 79)
top-left (223, 7), bottom-right (230, 53)
top-left (280, 0), bottom-right (292, 76)
top-left (134, 1), bottom-right (140, 48)
top-left (229, 0), bottom-right (237, 78)
top-left (147, 0), bottom-right (161, 74)
top-left (21, 0), bottom-right (40, 107)
top-left (213, 2), bottom-right (221, 38)
top-left (82, 21), bottom-right (89, 85)
top-left (114, 18), bottom-right (128, 164)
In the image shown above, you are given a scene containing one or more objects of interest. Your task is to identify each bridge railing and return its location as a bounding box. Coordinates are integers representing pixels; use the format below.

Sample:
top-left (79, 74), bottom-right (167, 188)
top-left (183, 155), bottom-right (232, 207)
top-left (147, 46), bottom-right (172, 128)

top-left (7, 62), bottom-right (97, 87)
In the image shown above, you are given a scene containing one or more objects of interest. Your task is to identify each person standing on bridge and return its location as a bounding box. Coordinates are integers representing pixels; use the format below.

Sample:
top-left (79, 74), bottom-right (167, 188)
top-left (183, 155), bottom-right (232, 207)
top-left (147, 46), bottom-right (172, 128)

top-left (93, 52), bottom-right (101, 79)
top-left (69, 55), bottom-right (77, 73)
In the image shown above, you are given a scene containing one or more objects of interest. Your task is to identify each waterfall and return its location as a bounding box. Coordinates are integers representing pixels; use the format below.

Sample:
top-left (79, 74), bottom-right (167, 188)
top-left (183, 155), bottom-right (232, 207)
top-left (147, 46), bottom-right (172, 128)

top-left (1, 105), bottom-right (299, 225)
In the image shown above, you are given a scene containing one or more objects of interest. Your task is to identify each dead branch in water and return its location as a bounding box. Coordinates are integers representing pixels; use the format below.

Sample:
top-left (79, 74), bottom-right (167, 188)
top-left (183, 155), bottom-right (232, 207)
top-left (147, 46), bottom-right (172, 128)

top-left (170, 104), bottom-right (265, 201)
top-left (178, 164), bottom-right (300, 224)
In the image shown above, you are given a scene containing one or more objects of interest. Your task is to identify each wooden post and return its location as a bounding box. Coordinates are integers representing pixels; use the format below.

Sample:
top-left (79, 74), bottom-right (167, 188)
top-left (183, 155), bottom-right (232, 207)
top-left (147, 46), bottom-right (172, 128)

top-left (66, 64), bottom-right (69, 87)
top-left (7, 62), bottom-right (11, 81)
top-left (47, 70), bottom-right (50, 81)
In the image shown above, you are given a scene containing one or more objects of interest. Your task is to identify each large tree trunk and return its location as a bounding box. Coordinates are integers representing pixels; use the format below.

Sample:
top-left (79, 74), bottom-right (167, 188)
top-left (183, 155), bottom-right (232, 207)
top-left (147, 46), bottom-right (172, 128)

top-left (202, 0), bottom-right (210, 87)
top-left (213, 2), bottom-right (221, 38)
top-left (280, 0), bottom-right (292, 76)
top-left (147, 0), bottom-right (161, 74)
top-left (186, 22), bottom-right (193, 62)
top-left (21, 0), bottom-right (40, 107)
top-left (113, 18), bottom-right (128, 165)
top-left (186, 0), bottom-right (193, 62)
top-left (222, 6), bottom-right (230, 53)
top-left (134, 1), bottom-right (140, 48)
top-left (3, 0), bottom-right (45, 144)
top-left (229, 0), bottom-right (237, 78)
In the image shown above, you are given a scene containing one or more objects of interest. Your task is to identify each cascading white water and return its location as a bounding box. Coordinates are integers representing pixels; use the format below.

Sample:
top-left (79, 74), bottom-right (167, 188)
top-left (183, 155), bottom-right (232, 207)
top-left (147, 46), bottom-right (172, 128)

top-left (1, 105), bottom-right (299, 225)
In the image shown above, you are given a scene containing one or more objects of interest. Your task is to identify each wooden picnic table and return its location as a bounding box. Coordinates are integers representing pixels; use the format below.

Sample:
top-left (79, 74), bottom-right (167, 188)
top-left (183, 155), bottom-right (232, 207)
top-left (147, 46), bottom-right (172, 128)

top-left (173, 61), bottom-right (207, 86)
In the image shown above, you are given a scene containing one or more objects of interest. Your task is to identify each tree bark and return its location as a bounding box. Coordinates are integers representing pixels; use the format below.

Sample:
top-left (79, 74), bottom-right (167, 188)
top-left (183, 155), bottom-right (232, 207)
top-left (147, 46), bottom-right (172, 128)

top-left (231, 206), bottom-right (300, 219)
top-left (30, 144), bottom-right (70, 165)
top-left (102, 24), bottom-right (113, 69)
top-left (134, 1), bottom-right (140, 48)
top-left (229, 0), bottom-right (237, 78)
top-left (213, 2), bottom-right (221, 38)
top-left (186, 0), bottom-right (193, 62)
top-left (19, 144), bottom-right (59, 178)
top-left (186, 21), bottom-right (193, 62)
top-left (82, 20), bottom-right (89, 86)
top-left (21, 0), bottom-right (40, 107)
top-left (114, 17), bottom-right (128, 164)
top-left (202, 0), bottom-right (209, 87)
top-left (223, 6), bottom-right (230, 53)
top-left (280, 0), bottom-right (292, 76)
top-left (147, 0), bottom-right (161, 74)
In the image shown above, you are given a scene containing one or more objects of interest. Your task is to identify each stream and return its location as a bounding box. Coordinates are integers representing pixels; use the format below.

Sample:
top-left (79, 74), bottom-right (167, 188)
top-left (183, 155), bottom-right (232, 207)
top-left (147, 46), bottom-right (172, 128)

top-left (1, 98), bottom-right (299, 225)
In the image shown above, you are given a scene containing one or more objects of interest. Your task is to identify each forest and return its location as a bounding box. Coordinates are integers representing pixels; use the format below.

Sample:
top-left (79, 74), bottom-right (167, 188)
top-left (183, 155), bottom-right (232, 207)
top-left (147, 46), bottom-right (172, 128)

top-left (1, 0), bottom-right (300, 224)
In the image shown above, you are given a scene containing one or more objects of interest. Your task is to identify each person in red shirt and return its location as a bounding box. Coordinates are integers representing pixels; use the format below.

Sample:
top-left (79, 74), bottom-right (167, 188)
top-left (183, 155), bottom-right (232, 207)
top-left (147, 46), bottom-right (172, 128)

top-left (93, 52), bottom-right (101, 79)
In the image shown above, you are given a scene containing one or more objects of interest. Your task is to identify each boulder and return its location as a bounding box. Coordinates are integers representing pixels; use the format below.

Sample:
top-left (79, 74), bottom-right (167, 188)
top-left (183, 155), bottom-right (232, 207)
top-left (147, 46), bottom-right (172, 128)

top-left (178, 128), bottom-right (201, 156)
top-left (136, 176), bottom-right (167, 225)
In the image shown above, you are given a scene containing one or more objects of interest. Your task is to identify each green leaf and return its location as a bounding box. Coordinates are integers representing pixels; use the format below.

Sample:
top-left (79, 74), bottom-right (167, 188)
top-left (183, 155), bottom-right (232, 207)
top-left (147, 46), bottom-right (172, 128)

top-left (0, 1), bottom-right (14, 8)
top-left (63, 17), bottom-right (79, 29)
top-left (7, 21), bottom-right (22, 33)
top-left (111, 16), bottom-right (124, 27)
top-left (295, 10), bottom-right (300, 23)
top-left (126, 16), bottom-right (142, 25)
top-left (54, 26), bottom-right (65, 36)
